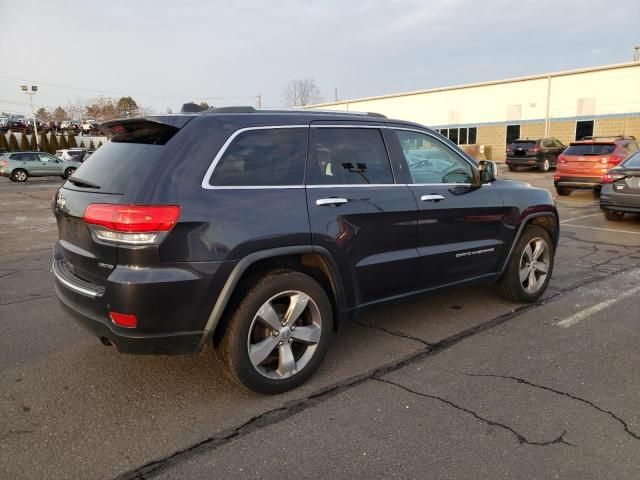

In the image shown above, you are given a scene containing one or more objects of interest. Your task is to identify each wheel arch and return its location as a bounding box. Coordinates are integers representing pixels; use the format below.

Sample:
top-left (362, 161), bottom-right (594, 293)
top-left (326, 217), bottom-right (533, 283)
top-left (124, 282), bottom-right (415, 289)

top-left (499, 212), bottom-right (559, 275)
top-left (200, 246), bottom-right (348, 351)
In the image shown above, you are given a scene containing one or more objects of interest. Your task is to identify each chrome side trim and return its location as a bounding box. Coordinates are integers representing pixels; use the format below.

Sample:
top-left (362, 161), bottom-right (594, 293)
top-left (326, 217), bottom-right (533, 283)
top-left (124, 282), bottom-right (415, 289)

top-left (52, 261), bottom-right (102, 298)
top-left (307, 183), bottom-right (401, 188)
top-left (201, 125), bottom-right (308, 190)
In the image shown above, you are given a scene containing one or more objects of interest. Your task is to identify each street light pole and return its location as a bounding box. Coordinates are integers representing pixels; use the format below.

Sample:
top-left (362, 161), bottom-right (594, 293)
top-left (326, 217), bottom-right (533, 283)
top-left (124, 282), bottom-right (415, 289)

top-left (21, 85), bottom-right (39, 150)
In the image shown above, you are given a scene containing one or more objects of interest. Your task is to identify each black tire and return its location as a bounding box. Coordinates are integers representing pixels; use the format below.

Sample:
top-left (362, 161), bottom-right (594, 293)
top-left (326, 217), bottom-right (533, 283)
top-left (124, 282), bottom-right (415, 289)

top-left (497, 225), bottom-right (554, 303)
top-left (604, 211), bottom-right (624, 221)
top-left (555, 187), bottom-right (572, 196)
top-left (64, 167), bottom-right (76, 179)
top-left (11, 169), bottom-right (28, 182)
top-left (592, 188), bottom-right (601, 198)
top-left (508, 165), bottom-right (517, 172)
top-left (217, 270), bottom-right (334, 394)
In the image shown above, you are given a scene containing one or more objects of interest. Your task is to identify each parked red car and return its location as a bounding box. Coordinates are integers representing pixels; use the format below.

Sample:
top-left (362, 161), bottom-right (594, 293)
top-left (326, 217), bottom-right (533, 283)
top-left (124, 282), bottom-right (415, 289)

top-left (554, 136), bottom-right (639, 196)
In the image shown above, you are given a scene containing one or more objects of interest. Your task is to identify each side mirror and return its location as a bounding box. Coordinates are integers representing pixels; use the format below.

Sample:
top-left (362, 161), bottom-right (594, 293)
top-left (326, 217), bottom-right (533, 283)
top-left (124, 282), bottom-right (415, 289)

top-left (479, 160), bottom-right (497, 183)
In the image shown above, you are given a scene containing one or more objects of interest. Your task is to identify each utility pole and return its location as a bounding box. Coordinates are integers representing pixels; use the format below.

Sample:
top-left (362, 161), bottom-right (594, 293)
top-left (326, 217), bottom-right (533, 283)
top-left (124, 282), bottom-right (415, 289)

top-left (21, 85), bottom-right (39, 150)
top-left (334, 87), bottom-right (338, 102)
top-left (256, 95), bottom-right (262, 108)
top-left (634, 46), bottom-right (640, 62)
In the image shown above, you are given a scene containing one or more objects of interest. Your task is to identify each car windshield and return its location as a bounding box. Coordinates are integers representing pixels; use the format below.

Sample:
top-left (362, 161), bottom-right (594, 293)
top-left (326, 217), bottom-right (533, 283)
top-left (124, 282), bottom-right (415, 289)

top-left (565, 144), bottom-right (616, 156)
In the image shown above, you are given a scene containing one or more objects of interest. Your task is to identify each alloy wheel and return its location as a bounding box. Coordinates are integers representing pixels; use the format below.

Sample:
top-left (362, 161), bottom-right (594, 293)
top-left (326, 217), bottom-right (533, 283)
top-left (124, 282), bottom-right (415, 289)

top-left (519, 237), bottom-right (550, 293)
top-left (247, 290), bottom-right (322, 379)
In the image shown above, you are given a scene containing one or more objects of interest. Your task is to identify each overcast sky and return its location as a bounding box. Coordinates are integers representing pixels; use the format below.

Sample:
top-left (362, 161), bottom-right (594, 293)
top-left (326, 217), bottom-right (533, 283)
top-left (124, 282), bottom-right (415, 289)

top-left (1, 0), bottom-right (639, 115)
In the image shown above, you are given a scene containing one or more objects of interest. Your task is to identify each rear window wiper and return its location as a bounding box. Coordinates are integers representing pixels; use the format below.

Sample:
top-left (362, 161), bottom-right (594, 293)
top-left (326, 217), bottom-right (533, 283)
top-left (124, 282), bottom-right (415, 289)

top-left (67, 176), bottom-right (101, 189)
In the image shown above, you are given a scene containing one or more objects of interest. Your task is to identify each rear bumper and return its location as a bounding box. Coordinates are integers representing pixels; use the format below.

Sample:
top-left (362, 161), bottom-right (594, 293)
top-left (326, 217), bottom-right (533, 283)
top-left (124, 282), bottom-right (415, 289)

top-left (55, 282), bottom-right (204, 354)
top-left (506, 156), bottom-right (542, 166)
top-left (600, 188), bottom-right (640, 213)
top-left (52, 244), bottom-right (235, 355)
top-left (554, 176), bottom-right (602, 189)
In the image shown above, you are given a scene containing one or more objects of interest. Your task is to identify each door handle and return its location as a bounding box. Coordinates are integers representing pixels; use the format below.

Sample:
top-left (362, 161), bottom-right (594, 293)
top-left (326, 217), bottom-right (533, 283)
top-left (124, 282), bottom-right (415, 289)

top-left (316, 198), bottom-right (348, 206)
top-left (421, 194), bottom-right (445, 202)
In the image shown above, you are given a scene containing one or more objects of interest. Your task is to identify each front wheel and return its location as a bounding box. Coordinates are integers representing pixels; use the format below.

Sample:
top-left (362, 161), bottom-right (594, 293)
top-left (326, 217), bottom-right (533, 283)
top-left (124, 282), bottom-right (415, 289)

top-left (217, 270), bottom-right (333, 394)
top-left (555, 187), bottom-right (572, 196)
top-left (497, 225), bottom-right (554, 303)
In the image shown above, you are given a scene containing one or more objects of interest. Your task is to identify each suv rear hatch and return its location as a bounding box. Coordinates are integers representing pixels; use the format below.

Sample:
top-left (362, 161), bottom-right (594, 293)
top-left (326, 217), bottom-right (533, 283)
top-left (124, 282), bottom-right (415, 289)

top-left (53, 117), bottom-right (190, 287)
top-left (558, 142), bottom-right (620, 175)
top-left (507, 140), bottom-right (538, 157)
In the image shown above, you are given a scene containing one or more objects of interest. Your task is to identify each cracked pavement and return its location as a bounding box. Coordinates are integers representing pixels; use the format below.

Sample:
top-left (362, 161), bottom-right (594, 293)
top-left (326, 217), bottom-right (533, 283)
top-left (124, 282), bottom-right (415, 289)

top-left (1, 168), bottom-right (640, 479)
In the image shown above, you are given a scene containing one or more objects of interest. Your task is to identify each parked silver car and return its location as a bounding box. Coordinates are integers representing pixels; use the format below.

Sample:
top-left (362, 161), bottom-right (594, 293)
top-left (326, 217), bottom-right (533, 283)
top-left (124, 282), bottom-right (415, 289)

top-left (0, 151), bottom-right (81, 182)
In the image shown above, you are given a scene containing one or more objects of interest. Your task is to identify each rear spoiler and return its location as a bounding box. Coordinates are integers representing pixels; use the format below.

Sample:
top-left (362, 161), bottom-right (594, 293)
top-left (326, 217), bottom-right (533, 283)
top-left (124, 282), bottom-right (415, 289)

top-left (99, 116), bottom-right (196, 145)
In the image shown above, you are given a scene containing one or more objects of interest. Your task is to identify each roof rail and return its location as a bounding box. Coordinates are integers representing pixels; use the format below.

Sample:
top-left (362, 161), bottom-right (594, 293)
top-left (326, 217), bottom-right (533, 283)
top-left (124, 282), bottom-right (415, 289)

top-left (195, 105), bottom-right (387, 118)
top-left (581, 135), bottom-right (636, 141)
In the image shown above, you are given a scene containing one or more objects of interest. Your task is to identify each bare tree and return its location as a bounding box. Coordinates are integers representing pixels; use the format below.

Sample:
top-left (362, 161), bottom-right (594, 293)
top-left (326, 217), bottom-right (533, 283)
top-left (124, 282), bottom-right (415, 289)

top-left (282, 78), bottom-right (322, 107)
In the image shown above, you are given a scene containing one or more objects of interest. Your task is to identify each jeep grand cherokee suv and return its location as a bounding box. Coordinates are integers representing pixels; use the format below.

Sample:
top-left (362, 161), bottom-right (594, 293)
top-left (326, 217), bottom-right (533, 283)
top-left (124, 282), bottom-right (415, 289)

top-left (52, 107), bottom-right (559, 394)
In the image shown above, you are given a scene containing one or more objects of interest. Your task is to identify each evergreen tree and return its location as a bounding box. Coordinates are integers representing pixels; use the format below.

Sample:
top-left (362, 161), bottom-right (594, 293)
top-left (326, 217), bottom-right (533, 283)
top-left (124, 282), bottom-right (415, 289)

top-left (40, 132), bottom-right (50, 154)
top-left (8, 133), bottom-right (19, 151)
top-left (20, 133), bottom-right (30, 151)
top-left (67, 132), bottom-right (77, 148)
top-left (49, 133), bottom-right (59, 155)
top-left (0, 133), bottom-right (9, 152)
top-left (59, 133), bottom-right (69, 150)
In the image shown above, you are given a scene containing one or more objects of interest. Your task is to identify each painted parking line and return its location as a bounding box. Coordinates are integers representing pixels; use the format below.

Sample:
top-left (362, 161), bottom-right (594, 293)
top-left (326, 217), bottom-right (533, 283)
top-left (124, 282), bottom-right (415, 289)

top-left (561, 224), bottom-right (640, 236)
top-left (559, 212), bottom-right (602, 224)
top-left (555, 284), bottom-right (640, 328)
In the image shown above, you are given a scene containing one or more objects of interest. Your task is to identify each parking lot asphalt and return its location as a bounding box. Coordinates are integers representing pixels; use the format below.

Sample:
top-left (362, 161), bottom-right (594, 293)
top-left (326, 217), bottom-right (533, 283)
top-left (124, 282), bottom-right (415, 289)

top-left (1, 167), bottom-right (639, 479)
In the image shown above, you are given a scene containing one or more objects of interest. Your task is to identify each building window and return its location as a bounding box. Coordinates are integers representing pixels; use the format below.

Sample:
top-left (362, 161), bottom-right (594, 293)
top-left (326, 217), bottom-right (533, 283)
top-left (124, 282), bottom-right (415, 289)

top-left (468, 127), bottom-right (477, 144)
top-left (448, 128), bottom-right (459, 144)
top-left (575, 120), bottom-right (594, 141)
top-left (459, 128), bottom-right (468, 145)
top-left (506, 125), bottom-right (521, 146)
top-left (440, 128), bottom-right (448, 139)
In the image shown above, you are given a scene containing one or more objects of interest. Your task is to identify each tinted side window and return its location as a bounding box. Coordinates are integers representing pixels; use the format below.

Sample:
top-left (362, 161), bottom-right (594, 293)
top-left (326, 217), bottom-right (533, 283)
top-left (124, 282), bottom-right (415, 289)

top-left (541, 139), bottom-right (553, 148)
top-left (212, 128), bottom-right (307, 187)
top-left (307, 128), bottom-right (393, 185)
top-left (395, 130), bottom-right (474, 184)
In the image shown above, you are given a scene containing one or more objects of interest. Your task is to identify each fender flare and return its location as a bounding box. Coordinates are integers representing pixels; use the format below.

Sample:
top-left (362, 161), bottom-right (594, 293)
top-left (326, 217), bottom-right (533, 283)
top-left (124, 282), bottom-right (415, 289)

top-left (498, 211), bottom-right (559, 275)
top-left (197, 245), bottom-right (347, 351)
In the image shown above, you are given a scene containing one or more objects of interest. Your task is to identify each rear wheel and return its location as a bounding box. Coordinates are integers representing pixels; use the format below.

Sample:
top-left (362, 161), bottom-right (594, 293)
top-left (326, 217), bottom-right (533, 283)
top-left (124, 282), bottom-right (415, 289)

top-left (539, 159), bottom-right (550, 172)
top-left (497, 225), bottom-right (554, 303)
top-left (508, 165), bottom-right (517, 172)
top-left (64, 167), bottom-right (76, 179)
top-left (11, 169), bottom-right (27, 182)
top-left (555, 187), bottom-right (572, 196)
top-left (217, 270), bottom-right (333, 394)
top-left (592, 188), bottom-right (601, 198)
top-left (604, 211), bottom-right (624, 221)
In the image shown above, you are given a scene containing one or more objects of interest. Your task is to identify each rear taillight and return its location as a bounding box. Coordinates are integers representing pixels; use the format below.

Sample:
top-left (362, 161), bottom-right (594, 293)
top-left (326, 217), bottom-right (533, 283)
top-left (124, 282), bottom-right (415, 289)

top-left (608, 154), bottom-right (625, 166)
top-left (83, 204), bottom-right (181, 245)
top-left (558, 155), bottom-right (567, 164)
top-left (602, 173), bottom-right (625, 183)
top-left (529, 146), bottom-right (540, 153)
top-left (0, 160), bottom-right (7, 167)
top-left (109, 312), bottom-right (138, 328)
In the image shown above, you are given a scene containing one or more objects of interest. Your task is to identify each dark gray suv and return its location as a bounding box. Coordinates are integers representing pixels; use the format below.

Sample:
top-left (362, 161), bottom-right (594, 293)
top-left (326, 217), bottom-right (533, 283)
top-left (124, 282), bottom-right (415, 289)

top-left (52, 107), bottom-right (559, 393)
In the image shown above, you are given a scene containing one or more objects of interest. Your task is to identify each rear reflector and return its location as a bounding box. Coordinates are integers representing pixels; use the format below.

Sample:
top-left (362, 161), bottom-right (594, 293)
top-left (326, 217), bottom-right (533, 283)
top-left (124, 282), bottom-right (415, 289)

top-left (109, 312), bottom-right (138, 328)
top-left (84, 204), bottom-right (181, 232)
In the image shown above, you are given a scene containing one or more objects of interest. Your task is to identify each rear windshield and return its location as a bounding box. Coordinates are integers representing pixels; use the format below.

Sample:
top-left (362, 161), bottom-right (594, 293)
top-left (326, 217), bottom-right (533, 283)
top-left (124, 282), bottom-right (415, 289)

top-left (65, 142), bottom-right (165, 194)
top-left (565, 144), bottom-right (615, 156)
top-left (64, 121), bottom-right (179, 193)
top-left (510, 141), bottom-right (536, 148)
